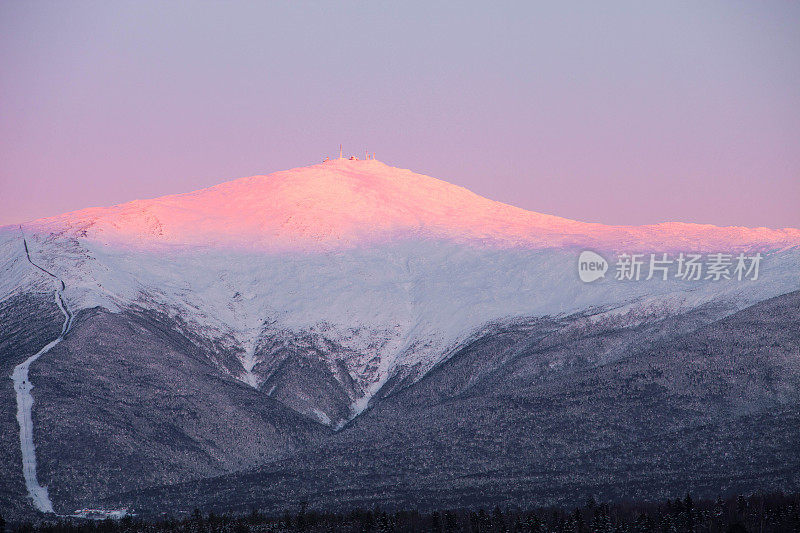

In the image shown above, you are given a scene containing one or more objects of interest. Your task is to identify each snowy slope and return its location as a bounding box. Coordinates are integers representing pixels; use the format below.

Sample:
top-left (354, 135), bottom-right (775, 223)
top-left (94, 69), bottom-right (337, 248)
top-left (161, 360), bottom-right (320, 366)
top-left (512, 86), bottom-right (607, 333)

top-left (4, 159), bottom-right (800, 426)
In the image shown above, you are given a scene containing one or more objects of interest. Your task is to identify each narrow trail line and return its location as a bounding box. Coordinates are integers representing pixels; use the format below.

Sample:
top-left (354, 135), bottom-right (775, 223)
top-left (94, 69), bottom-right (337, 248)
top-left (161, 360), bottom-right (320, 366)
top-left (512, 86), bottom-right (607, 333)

top-left (11, 232), bottom-right (73, 513)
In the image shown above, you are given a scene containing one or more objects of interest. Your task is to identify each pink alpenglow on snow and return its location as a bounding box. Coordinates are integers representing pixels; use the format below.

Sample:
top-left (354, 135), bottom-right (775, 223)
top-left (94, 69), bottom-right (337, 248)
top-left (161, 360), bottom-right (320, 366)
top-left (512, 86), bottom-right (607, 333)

top-left (26, 160), bottom-right (800, 253)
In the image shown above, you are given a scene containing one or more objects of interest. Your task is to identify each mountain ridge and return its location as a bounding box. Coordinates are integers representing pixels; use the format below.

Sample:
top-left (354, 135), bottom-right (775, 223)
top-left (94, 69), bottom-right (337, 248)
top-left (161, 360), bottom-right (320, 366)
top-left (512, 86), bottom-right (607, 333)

top-left (14, 159), bottom-right (800, 252)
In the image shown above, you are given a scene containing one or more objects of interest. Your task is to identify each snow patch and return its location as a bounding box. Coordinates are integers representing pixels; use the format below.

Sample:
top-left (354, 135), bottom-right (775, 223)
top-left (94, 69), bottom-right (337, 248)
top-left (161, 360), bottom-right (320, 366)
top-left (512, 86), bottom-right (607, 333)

top-left (11, 236), bottom-right (74, 514)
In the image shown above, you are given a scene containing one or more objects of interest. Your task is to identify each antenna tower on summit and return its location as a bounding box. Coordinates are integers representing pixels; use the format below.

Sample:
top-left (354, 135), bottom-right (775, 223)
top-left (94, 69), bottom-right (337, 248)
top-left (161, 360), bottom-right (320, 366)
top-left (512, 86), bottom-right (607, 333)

top-left (339, 144), bottom-right (343, 159)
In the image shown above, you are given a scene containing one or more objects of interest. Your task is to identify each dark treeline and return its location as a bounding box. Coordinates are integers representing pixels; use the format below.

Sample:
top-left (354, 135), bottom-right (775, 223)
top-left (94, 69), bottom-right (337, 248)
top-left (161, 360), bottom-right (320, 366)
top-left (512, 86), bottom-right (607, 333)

top-left (3, 493), bottom-right (799, 533)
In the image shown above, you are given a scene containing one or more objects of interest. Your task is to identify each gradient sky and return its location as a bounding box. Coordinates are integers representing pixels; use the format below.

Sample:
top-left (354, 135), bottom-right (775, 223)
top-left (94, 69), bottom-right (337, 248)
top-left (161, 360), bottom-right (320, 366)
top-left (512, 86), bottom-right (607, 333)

top-left (1, 1), bottom-right (799, 228)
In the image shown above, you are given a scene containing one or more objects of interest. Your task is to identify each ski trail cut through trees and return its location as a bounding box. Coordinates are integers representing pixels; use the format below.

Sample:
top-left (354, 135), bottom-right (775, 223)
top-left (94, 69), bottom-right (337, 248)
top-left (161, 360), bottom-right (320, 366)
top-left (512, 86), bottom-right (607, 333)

top-left (11, 234), bottom-right (73, 513)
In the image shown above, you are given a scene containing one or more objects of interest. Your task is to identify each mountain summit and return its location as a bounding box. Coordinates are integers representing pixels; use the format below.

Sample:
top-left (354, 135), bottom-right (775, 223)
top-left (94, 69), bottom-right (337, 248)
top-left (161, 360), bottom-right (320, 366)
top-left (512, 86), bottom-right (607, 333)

top-left (32, 159), bottom-right (800, 251)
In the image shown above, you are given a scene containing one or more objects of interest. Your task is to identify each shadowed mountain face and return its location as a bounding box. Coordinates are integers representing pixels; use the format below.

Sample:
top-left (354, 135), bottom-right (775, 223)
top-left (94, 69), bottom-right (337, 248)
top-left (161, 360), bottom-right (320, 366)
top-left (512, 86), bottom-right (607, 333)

top-left (19, 306), bottom-right (328, 514)
top-left (0, 292), bottom-right (64, 520)
top-left (2, 278), bottom-right (799, 518)
top-left (26, 290), bottom-right (792, 516)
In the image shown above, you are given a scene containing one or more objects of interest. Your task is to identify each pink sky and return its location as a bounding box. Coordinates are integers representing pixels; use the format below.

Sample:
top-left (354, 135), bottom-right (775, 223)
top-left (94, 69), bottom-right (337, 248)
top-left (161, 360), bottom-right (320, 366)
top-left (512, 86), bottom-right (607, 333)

top-left (1, 2), bottom-right (799, 228)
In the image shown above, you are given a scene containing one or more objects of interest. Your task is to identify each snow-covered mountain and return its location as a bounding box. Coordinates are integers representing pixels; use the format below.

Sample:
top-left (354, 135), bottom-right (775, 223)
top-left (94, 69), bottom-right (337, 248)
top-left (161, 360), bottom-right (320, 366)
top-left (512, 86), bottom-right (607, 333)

top-left (3, 159), bottom-right (800, 426)
top-left (2, 159), bottom-right (799, 516)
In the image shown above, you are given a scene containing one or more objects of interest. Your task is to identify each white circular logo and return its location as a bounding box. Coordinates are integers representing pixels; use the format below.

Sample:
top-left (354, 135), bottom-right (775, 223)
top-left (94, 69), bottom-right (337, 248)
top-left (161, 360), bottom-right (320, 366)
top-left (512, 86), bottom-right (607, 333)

top-left (578, 251), bottom-right (608, 283)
